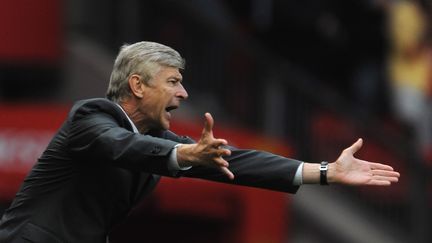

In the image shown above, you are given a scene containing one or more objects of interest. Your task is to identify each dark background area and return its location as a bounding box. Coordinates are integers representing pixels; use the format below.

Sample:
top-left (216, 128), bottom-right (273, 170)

top-left (0, 0), bottom-right (431, 242)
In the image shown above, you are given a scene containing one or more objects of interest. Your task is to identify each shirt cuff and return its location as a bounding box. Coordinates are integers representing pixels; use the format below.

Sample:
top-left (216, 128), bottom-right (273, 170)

top-left (167, 144), bottom-right (192, 171)
top-left (293, 162), bottom-right (304, 186)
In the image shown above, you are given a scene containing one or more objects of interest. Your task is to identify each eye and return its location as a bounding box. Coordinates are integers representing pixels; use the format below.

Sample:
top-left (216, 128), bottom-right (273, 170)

top-left (168, 79), bottom-right (179, 85)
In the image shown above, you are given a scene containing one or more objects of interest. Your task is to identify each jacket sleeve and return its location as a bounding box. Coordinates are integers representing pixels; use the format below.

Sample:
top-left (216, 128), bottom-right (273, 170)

top-left (159, 124), bottom-right (302, 193)
top-left (66, 101), bottom-right (181, 177)
top-left (182, 146), bottom-right (302, 193)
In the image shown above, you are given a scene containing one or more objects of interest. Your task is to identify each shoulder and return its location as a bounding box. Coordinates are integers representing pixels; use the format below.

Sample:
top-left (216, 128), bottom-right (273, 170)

top-left (68, 98), bottom-right (131, 128)
top-left (71, 98), bottom-right (120, 114)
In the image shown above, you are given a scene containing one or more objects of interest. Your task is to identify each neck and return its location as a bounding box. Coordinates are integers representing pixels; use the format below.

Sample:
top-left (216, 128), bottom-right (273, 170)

top-left (118, 99), bottom-right (150, 134)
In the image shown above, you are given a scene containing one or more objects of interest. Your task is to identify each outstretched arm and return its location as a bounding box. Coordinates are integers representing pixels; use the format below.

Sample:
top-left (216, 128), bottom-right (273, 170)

top-left (175, 113), bottom-right (400, 187)
top-left (302, 138), bottom-right (400, 185)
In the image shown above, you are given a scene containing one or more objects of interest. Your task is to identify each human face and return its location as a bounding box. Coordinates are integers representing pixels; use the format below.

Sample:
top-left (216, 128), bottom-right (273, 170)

top-left (139, 66), bottom-right (188, 130)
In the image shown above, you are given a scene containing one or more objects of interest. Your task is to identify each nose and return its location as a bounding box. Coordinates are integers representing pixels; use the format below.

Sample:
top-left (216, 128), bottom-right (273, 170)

top-left (176, 83), bottom-right (189, 100)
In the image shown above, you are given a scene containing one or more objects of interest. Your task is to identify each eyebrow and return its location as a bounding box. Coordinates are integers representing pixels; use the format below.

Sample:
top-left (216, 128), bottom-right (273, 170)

top-left (169, 76), bottom-right (183, 82)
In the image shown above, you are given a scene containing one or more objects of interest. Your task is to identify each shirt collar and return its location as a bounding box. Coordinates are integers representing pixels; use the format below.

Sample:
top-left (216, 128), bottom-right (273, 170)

top-left (115, 103), bottom-right (139, 134)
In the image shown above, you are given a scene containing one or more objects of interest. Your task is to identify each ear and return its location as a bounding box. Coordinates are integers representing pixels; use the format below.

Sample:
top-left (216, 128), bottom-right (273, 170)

top-left (128, 74), bottom-right (144, 98)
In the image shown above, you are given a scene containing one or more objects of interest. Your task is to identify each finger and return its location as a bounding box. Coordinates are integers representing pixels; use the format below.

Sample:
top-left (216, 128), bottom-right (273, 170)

top-left (346, 138), bottom-right (363, 154)
top-left (203, 112), bottom-right (214, 134)
top-left (367, 180), bottom-right (392, 186)
top-left (214, 157), bottom-right (230, 167)
top-left (368, 162), bottom-right (395, 171)
top-left (208, 147), bottom-right (231, 158)
top-left (212, 138), bottom-right (228, 147)
top-left (371, 169), bottom-right (400, 177)
top-left (219, 166), bottom-right (235, 180)
top-left (214, 148), bottom-right (231, 157)
top-left (372, 175), bottom-right (399, 183)
top-left (219, 148), bottom-right (231, 157)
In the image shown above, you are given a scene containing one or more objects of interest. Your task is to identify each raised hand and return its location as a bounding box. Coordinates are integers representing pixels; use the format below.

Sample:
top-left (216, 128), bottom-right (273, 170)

top-left (328, 138), bottom-right (400, 186)
top-left (176, 113), bottom-right (234, 180)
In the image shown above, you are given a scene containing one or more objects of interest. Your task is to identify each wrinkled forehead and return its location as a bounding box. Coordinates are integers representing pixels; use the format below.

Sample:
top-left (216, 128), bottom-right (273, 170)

top-left (151, 65), bottom-right (183, 81)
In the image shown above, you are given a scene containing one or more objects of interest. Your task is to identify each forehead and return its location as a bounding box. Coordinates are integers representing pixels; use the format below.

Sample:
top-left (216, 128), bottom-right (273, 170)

top-left (153, 66), bottom-right (182, 80)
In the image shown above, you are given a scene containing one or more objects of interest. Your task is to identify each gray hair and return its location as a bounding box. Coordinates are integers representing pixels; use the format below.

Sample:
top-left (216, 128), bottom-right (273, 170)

top-left (106, 41), bottom-right (185, 102)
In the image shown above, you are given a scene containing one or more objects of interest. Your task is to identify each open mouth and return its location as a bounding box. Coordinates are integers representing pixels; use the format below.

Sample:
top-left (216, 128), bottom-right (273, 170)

top-left (165, 106), bottom-right (178, 112)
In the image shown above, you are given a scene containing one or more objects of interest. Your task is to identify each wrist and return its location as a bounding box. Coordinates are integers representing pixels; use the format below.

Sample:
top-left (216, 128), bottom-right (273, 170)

top-left (301, 162), bottom-right (321, 184)
top-left (326, 162), bottom-right (337, 184)
top-left (176, 144), bottom-right (194, 167)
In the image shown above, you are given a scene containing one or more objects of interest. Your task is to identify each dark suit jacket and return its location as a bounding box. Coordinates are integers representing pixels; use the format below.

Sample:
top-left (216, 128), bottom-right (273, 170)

top-left (0, 98), bottom-right (301, 243)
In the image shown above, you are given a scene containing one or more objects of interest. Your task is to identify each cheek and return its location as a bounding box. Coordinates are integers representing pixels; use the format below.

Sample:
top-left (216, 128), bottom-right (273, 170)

top-left (161, 90), bottom-right (174, 102)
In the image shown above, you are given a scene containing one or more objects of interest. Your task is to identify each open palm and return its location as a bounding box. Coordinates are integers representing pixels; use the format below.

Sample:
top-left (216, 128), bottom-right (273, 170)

top-left (332, 139), bottom-right (400, 186)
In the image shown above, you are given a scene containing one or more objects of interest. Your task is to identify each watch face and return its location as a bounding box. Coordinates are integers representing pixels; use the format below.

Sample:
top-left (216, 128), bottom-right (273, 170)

top-left (320, 161), bottom-right (328, 170)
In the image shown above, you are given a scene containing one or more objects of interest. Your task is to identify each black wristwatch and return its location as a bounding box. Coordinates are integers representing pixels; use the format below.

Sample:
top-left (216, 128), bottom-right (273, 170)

top-left (320, 161), bottom-right (329, 185)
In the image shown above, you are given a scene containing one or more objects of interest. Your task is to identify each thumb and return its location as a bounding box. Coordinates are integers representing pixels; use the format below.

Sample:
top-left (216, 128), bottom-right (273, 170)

top-left (347, 138), bottom-right (363, 154)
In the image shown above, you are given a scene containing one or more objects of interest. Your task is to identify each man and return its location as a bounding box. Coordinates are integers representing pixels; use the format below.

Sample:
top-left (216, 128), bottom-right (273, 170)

top-left (0, 41), bottom-right (400, 243)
